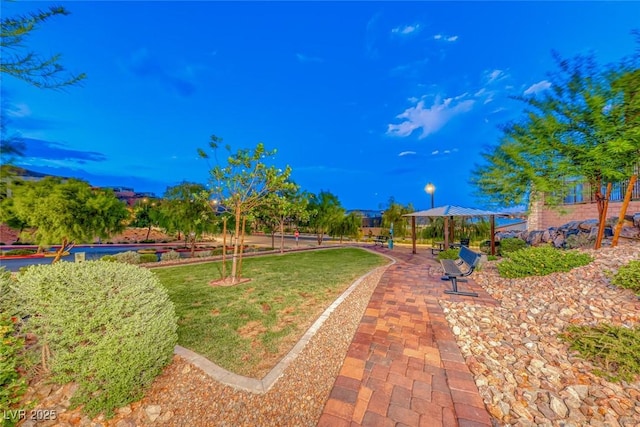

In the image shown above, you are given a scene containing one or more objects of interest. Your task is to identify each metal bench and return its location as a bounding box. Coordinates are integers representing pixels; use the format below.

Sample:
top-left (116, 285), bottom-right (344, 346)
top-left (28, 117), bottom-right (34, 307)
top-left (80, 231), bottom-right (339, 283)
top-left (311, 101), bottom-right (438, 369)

top-left (440, 246), bottom-right (481, 297)
top-left (373, 235), bottom-right (388, 247)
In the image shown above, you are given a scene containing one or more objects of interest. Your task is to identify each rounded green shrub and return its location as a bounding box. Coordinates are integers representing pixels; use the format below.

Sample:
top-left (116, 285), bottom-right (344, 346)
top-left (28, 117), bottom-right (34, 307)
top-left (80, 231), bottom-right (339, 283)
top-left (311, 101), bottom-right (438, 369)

top-left (160, 250), bottom-right (180, 261)
top-left (114, 250), bottom-right (141, 264)
top-left (14, 261), bottom-right (178, 418)
top-left (100, 255), bottom-right (116, 262)
top-left (437, 248), bottom-right (460, 260)
top-left (498, 237), bottom-right (527, 256)
top-left (139, 253), bottom-right (158, 263)
top-left (497, 245), bottom-right (593, 278)
top-left (610, 260), bottom-right (640, 294)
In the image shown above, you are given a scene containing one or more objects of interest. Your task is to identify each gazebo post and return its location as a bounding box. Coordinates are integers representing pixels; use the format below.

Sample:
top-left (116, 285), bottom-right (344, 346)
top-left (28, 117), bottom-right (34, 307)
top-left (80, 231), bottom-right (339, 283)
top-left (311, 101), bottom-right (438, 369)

top-left (444, 217), bottom-right (449, 249)
top-left (490, 215), bottom-right (496, 255)
top-left (411, 216), bottom-right (416, 254)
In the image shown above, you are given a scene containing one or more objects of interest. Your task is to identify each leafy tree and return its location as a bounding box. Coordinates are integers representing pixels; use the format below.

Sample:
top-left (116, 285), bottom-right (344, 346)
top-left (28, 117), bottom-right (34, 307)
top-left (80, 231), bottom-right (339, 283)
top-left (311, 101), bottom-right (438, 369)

top-left (130, 198), bottom-right (162, 241)
top-left (8, 177), bottom-right (129, 261)
top-left (161, 182), bottom-right (217, 255)
top-left (1, 4), bottom-right (86, 89)
top-left (307, 191), bottom-right (344, 245)
top-left (333, 212), bottom-right (362, 243)
top-left (381, 198), bottom-right (414, 239)
top-left (199, 136), bottom-right (294, 283)
top-left (254, 184), bottom-right (309, 252)
top-left (471, 48), bottom-right (640, 248)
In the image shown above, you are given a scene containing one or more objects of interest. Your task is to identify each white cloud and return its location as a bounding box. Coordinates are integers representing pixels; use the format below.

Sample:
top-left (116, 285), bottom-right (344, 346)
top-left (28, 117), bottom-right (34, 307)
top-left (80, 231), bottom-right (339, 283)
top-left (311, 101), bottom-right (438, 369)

top-left (431, 150), bottom-right (439, 155)
top-left (7, 103), bottom-right (31, 118)
top-left (387, 96), bottom-right (475, 139)
top-left (392, 24), bottom-right (420, 35)
top-left (296, 53), bottom-right (323, 63)
top-left (433, 34), bottom-right (458, 42)
top-left (523, 80), bottom-right (551, 95)
top-left (486, 69), bottom-right (505, 84)
top-left (398, 151), bottom-right (417, 156)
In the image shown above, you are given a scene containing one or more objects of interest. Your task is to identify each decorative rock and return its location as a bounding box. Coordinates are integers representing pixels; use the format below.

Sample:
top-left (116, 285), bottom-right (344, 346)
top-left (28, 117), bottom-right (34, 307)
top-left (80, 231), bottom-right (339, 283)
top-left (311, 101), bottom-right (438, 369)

top-left (442, 243), bottom-right (640, 427)
top-left (550, 395), bottom-right (569, 418)
top-left (144, 405), bottom-right (162, 422)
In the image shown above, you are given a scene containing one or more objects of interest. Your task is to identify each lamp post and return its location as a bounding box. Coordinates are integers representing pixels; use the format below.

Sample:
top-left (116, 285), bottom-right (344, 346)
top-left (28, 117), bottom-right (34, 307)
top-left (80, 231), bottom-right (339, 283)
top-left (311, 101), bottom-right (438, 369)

top-left (424, 183), bottom-right (435, 209)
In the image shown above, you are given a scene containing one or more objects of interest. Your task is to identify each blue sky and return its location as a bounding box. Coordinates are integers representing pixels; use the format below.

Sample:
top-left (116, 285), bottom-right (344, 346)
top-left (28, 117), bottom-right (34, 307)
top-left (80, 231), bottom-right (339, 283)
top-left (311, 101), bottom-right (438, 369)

top-left (3, 1), bottom-right (639, 210)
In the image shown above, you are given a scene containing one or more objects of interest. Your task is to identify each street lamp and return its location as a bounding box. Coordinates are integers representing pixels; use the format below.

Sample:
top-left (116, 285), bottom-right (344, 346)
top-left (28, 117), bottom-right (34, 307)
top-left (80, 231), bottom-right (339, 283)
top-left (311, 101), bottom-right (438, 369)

top-left (424, 183), bottom-right (435, 209)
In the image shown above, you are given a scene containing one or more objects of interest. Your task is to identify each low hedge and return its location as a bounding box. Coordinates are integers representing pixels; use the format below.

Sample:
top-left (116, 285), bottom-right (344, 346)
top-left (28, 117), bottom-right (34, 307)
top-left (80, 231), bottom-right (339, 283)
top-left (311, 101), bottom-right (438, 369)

top-left (497, 245), bottom-right (593, 278)
top-left (436, 248), bottom-right (460, 260)
top-left (14, 261), bottom-right (178, 418)
top-left (609, 260), bottom-right (640, 294)
top-left (498, 237), bottom-right (526, 256)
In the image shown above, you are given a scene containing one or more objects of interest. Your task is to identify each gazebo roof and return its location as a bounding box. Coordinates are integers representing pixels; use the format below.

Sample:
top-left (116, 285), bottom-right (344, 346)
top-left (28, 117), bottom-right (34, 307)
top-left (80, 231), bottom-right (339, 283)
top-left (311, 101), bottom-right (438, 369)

top-left (403, 205), bottom-right (510, 218)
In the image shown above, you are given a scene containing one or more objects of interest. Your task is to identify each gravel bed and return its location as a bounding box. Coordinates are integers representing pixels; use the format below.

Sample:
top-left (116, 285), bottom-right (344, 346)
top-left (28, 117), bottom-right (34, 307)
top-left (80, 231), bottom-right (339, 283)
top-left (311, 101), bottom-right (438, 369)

top-left (442, 243), bottom-right (640, 427)
top-left (19, 265), bottom-right (389, 427)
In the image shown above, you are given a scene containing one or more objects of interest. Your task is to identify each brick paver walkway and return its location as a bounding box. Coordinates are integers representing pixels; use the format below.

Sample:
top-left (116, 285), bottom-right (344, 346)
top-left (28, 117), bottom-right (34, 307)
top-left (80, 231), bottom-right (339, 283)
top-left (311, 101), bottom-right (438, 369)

top-left (318, 246), bottom-right (499, 427)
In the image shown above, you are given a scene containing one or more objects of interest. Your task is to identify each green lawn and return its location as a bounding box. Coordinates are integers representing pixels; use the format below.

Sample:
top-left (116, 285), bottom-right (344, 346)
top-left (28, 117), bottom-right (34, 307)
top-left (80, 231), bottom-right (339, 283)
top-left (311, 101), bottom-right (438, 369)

top-left (152, 247), bottom-right (388, 378)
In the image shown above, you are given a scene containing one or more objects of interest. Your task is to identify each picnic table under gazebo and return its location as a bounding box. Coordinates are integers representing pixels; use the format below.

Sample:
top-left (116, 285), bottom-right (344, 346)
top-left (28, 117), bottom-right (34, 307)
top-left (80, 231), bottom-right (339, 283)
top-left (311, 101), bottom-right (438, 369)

top-left (403, 205), bottom-right (512, 255)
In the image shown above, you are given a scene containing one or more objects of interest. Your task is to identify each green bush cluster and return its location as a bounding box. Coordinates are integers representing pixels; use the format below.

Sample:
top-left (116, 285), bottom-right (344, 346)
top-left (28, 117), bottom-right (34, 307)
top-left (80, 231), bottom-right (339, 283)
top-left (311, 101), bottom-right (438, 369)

top-left (1, 249), bottom-right (37, 256)
top-left (160, 250), bottom-right (181, 261)
top-left (437, 248), bottom-right (460, 260)
top-left (498, 237), bottom-right (527, 256)
top-left (560, 323), bottom-right (640, 382)
top-left (609, 260), bottom-right (640, 294)
top-left (14, 261), bottom-right (178, 418)
top-left (100, 255), bottom-right (116, 262)
top-left (0, 314), bottom-right (27, 426)
top-left (496, 245), bottom-right (593, 278)
top-left (195, 250), bottom-right (212, 258)
top-left (0, 269), bottom-right (20, 318)
top-left (564, 233), bottom-right (595, 249)
top-left (1, 271), bottom-right (27, 424)
top-left (114, 250), bottom-right (141, 264)
top-left (139, 253), bottom-right (159, 263)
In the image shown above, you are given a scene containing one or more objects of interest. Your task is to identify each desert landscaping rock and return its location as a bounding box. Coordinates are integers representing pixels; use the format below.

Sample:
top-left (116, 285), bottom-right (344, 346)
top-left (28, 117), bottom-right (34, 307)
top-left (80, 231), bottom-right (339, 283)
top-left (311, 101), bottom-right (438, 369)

top-left (443, 243), bottom-right (640, 426)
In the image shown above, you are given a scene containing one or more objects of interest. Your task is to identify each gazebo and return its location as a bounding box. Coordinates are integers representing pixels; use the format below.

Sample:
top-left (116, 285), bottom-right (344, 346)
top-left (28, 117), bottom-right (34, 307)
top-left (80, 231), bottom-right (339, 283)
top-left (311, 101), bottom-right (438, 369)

top-left (403, 205), bottom-right (512, 255)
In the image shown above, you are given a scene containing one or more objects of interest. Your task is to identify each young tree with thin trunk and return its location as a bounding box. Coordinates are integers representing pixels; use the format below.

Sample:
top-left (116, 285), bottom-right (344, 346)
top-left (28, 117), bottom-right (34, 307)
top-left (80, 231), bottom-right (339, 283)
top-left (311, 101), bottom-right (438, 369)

top-left (161, 182), bottom-right (217, 256)
top-left (198, 135), bottom-right (294, 284)
top-left (255, 185), bottom-right (309, 253)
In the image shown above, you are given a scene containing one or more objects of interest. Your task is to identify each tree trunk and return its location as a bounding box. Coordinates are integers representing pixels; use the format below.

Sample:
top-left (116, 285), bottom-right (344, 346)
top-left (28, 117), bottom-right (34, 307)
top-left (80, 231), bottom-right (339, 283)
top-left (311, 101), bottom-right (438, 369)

top-left (594, 182), bottom-right (612, 250)
top-left (231, 205), bottom-right (241, 283)
top-left (190, 233), bottom-right (196, 257)
top-left (222, 218), bottom-right (227, 279)
top-left (612, 175), bottom-right (637, 247)
top-left (271, 231), bottom-right (275, 249)
top-left (146, 225), bottom-right (151, 241)
top-left (52, 237), bottom-right (68, 263)
top-left (279, 220), bottom-right (284, 253)
top-left (238, 216), bottom-right (246, 278)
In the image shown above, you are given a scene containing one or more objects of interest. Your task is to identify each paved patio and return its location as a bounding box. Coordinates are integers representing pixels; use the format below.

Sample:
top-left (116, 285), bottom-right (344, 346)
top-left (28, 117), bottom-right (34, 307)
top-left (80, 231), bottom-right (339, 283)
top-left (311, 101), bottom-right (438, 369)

top-left (318, 245), bottom-right (499, 426)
